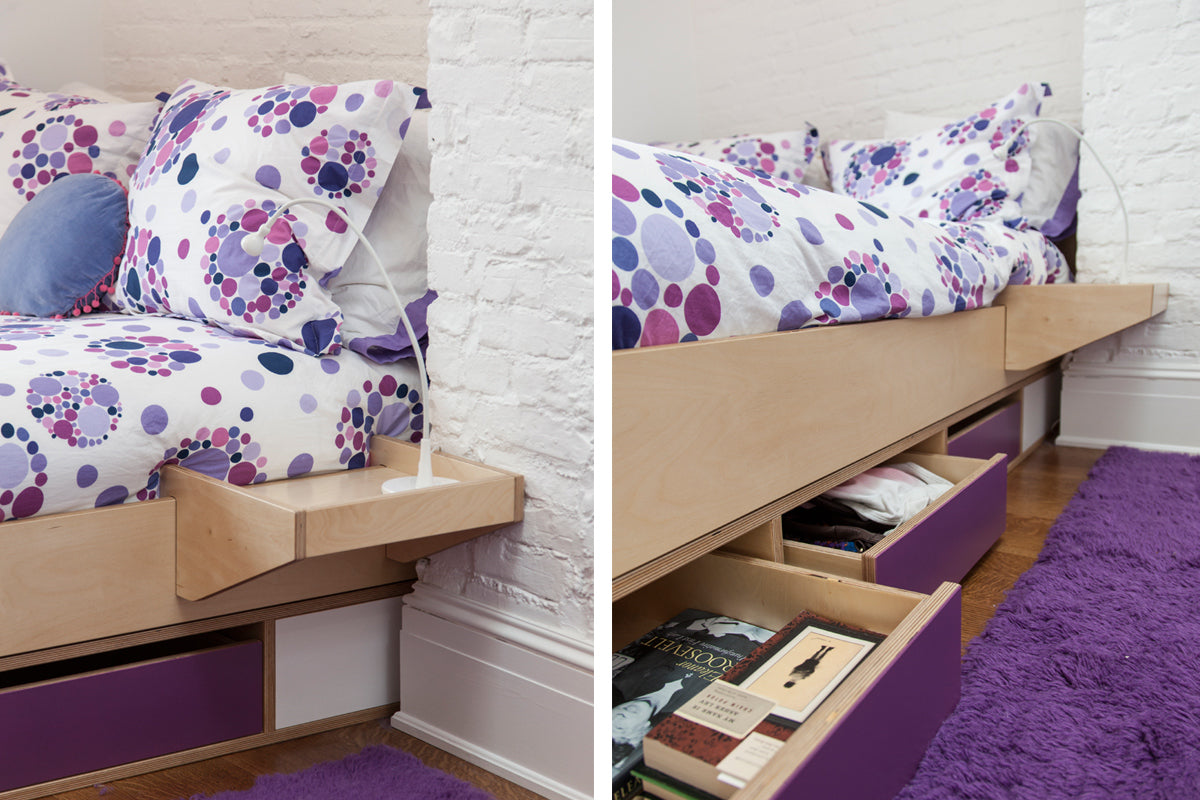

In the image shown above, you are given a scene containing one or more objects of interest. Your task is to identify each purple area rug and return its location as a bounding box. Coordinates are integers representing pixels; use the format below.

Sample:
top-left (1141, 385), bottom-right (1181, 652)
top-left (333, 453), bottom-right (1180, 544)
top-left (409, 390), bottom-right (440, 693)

top-left (183, 745), bottom-right (495, 800)
top-left (895, 446), bottom-right (1200, 800)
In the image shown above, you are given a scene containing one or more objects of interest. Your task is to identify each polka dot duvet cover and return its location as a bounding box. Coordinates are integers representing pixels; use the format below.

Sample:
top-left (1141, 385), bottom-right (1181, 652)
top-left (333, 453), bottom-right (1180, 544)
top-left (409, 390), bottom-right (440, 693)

top-left (0, 313), bottom-right (422, 522)
top-left (611, 138), bottom-right (1070, 350)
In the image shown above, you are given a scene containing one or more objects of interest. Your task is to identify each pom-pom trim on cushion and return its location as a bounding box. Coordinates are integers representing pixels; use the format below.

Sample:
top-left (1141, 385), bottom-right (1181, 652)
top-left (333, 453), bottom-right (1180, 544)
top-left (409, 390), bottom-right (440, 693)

top-left (0, 172), bottom-right (130, 318)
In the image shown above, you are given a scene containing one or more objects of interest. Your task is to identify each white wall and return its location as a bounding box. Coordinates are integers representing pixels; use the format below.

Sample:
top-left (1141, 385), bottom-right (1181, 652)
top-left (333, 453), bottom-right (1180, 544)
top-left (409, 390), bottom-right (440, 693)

top-left (419, 0), bottom-right (594, 638)
top-left (1056, 0), bottom-right (1200, 452)
top-left (100, 0), bottom-right (430, 97)
top-left (0, 0), bottom-right (106, 89)
top-left (614, 0), bottom-right (1084, 144)
top-left (1072, 0), bottom-right (1200, 362)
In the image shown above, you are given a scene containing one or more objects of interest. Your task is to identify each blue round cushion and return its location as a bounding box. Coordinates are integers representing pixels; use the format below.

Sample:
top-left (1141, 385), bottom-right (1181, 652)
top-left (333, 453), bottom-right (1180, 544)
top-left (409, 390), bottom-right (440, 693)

top-left (0, 173), bottom-right (128, 317)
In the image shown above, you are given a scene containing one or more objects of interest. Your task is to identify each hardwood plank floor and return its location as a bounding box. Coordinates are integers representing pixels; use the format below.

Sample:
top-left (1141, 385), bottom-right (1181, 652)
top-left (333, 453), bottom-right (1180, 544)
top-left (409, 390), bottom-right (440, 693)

top-left (958, 442), bottom-right (1105, 651)
top-left (46, 719), bottom-right (544, 800)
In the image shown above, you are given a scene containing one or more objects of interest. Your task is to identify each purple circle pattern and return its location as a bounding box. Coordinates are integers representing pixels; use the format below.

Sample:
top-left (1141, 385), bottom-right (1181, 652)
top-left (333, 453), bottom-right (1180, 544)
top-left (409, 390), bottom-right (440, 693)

top-left (120, 225), bottom-right (171, 314)
top-left (6, 112), bottom-right (109, 201)
top-left (931, 168), bottom-right (1008, 223)
top-left (929, 233), bottom-right (988, 312)
top-left (83, 335), bottom-right (204, 375)
top-left (133, 85), bottom-right (232, 190)
top-left (200, 201), bottom-right (311, 325)
top-left (139, 425), bottom-right (267, 501)
top-left (838, 141), bottom-right (912, 198)
top-left (0, 321), bottom-right (70, 342)
top-left (26, 371), bottom-right (122, 448)
top-left (709, 132), bottom-right (816, 184)
top-left (813, 251), bottom-right (910, 325)
top-left (658, 151), bottom-right (787, 244)
top-left (0, 423), bottom-right (47, 521)
top-left (337, 375), bottom-right (418, 468)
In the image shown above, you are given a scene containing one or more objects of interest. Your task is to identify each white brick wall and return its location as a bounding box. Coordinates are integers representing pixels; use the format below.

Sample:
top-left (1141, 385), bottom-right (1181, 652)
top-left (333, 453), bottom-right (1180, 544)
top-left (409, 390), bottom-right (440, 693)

top-left (101, 0), bottom-right (430, 97)
top-left (1072, 0), bottom-right (1200, 366)
top-left (614, 0), bottom-right (1084, 144)
top-left (419, 0), bottom-right (594, 638)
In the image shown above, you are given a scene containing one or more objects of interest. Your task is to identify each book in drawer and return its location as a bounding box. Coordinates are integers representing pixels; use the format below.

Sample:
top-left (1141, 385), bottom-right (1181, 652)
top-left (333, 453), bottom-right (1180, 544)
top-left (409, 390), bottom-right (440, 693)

top-left (613, 553), bottom-right (960, 800)
top-left (780, 451), bottom-right (1006, 594)
top-left (0, 635), bottom-right (262, 792)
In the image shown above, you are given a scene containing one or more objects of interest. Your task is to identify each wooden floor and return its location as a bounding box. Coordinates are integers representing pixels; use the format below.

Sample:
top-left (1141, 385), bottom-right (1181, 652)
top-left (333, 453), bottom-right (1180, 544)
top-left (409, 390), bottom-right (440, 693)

top-left (958, 442), bottom-right (1104, 650)
top-left (45, 719), bottom-right (544, 800)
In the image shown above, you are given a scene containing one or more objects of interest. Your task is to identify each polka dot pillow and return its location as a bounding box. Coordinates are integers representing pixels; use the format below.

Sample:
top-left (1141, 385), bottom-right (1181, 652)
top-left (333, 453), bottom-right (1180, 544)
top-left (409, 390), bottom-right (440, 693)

top-left (824, 83), bottom-right (1047, 226)
top-left (657, 127), bottom-right (820, 186)
top-left (0, 76), bottom-right (160, 238)
top-left (113, 78), bottom-right (422, 356)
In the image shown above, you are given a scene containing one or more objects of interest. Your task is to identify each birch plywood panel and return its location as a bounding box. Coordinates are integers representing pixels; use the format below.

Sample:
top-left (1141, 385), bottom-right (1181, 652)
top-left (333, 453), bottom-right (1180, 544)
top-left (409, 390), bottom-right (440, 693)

top-left (613, 308), bottom-right (1009, 577)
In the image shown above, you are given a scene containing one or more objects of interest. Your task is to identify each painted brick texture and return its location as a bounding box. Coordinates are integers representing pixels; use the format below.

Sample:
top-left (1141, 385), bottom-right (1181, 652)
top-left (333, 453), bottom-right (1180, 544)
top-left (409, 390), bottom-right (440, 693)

top-left (418, 0), bottom-right (594, 638)
top-left (1072, 0), bottom-right (1200, 366)
top-left (614, 0), bottom-right (1084, 144)
top-left (102, 0), bottom-right (430, 96)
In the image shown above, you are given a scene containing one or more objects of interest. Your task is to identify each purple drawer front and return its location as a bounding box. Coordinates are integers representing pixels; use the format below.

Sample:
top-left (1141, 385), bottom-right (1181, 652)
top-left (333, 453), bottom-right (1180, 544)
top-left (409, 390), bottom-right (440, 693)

top-left (948, 401), bottom-right (1021, 463)
top-left (871, 456), bottom-right (1007, 594)
top-left (0, 640), bottom-right (262, 791)
top-left (772, 584), bottom-right (962, 800)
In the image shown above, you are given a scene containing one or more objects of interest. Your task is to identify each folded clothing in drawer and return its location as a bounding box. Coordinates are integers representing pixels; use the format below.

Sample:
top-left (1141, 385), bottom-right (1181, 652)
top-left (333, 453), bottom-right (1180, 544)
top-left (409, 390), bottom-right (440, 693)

top-left (782, 452), bottom-right (1007, 594)
top-left (0, 634), bottom-right (262, 791)
top-left (782, 462), bottom-right (953, 552)
top-left (0, 313), bottom-right (423, 523)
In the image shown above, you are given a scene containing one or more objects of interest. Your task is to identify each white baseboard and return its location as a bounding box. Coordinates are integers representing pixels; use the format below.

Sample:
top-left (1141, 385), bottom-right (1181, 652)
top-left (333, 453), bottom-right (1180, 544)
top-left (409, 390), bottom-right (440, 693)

top-left (1058, 361), bottom-right (1200, 454)
top-left (391, 583), bottom-right (594, 800)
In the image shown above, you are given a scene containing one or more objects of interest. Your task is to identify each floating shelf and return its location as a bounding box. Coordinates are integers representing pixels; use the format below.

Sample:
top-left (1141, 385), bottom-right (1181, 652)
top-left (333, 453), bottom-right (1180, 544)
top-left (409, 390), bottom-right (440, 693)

top-left (169, 437), bottom-right (524, 600)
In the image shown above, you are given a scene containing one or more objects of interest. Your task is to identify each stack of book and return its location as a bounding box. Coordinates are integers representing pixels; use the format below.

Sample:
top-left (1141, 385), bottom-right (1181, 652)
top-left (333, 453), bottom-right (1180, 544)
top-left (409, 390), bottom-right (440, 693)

top-left (612, 609), bottom-right (775, 800)
top-left (615, 608), bottom-right (885, 800)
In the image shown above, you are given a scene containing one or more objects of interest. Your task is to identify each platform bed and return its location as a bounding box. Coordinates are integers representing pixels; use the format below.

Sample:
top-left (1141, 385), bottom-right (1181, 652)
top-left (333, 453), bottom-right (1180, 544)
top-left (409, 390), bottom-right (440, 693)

top-left (0, 438), bottom-right (522, 799)
top-left (613, 281), bottom-right (1166, 595)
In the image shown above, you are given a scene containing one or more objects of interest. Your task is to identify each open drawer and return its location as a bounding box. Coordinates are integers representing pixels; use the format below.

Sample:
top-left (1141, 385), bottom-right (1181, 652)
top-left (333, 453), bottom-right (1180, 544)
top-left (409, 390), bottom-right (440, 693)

top-left (613, 552), bottom-right (961, 800)
top-left (779, 452), bottom-right (1006, 594)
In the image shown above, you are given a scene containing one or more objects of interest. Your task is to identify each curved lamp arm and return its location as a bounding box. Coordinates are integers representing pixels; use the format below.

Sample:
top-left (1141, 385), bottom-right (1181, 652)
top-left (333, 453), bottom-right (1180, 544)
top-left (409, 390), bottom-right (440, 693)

top-left (996, 117), bottom-right (1129, 278)
top-left (242, 197), bottom-right (441, 491)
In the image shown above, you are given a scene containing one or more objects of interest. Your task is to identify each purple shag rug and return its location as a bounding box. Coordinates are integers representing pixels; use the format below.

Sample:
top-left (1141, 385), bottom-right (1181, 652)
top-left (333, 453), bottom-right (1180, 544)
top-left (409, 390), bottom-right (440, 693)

top-left (895, 446), bottom-right (1200, 800)
top-left (181, 745), bottom-right (495, 800)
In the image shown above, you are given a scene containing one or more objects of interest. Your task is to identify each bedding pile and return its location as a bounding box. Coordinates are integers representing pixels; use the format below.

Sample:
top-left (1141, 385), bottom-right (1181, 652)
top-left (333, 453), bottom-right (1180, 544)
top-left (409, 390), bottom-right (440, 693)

top-left (0, 63), bottom-right (434, 521)
top-left (612, 82), bottom-right (1076, 349)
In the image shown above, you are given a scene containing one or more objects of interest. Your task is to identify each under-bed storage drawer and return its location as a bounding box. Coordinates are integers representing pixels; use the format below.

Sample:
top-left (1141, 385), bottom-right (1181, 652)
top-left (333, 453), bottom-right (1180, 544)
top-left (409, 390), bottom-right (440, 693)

top-left (613, 552), bottom-right (961, 800)
top-left (781, 452), bottom-right (1006, 594)
top-left (0, 633), bottom-right (262, 792)
top-left (947, 395), bottom-right (1021, 463)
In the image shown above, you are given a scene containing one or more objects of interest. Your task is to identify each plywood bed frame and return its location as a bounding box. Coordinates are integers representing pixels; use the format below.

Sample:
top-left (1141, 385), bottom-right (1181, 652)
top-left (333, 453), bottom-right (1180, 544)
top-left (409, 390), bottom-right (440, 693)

top-left (613, 282), bottom-right (1168, 598)
top-left (0, 435), bottom-right (522, 798)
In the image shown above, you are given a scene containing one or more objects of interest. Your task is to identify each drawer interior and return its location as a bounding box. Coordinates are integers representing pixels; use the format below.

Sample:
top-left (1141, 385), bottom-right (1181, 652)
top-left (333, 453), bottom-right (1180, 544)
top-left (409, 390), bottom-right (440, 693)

top-left (613, 552), bottom-right (923, 652)
top-left (779, 451), bottom-right (994, 564)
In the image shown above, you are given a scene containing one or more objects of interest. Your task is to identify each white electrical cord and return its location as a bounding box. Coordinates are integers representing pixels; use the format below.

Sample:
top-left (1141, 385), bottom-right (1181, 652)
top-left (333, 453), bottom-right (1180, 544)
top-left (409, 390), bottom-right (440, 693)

top-left (996, 117), bottom-right (1129, 279)
top-left (241, 198), bottom-right (452, 492)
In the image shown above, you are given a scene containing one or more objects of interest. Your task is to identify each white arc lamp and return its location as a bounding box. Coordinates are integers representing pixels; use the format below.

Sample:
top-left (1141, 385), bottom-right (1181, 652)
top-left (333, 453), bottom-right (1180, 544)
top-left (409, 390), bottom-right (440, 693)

top-left (241, 197), bottom-right (454, 493)
top-left (996, 118), bottom-right (1129, 278)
